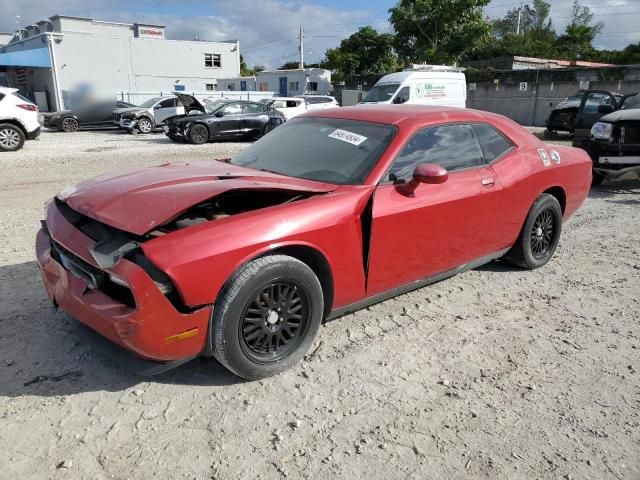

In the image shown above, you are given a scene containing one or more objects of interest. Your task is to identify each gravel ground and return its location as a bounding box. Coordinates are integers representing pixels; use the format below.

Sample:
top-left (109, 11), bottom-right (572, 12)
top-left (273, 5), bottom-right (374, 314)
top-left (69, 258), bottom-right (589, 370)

top-left (0, 129), bottom-right (638, 479)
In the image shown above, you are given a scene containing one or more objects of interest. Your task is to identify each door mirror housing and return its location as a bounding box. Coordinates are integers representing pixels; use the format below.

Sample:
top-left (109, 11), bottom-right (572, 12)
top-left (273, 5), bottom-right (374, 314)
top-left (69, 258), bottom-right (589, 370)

top-left (401, 163), bottom-right (448, 194)
top-left (215, 111), bottom-right (224, 118)
top-left (597, 104), bottom-right (614, 115)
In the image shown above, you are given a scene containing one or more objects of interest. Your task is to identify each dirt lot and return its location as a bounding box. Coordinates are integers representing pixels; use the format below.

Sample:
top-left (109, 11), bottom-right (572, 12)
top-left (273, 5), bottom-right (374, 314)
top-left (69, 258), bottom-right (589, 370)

top-left (0, 129), bottom-right (638, 480)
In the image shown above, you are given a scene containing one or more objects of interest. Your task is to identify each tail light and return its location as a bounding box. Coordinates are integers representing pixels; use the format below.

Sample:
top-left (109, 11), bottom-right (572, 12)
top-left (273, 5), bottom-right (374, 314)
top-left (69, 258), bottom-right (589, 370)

top-left (17, 104), bottom-right (38, 112)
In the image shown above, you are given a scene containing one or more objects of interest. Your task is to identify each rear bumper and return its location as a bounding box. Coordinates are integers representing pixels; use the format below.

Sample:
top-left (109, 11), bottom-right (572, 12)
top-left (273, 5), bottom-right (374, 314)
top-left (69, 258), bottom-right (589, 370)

top-left (26, 127), bottom-right (41, 140)
top-left (35, 206), bottom-right (212, 365)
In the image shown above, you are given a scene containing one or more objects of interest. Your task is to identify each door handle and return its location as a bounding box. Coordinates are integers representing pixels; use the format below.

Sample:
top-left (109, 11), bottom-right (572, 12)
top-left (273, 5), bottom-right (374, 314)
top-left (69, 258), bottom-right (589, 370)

top-left (481, 178), bottom-right (495, 187)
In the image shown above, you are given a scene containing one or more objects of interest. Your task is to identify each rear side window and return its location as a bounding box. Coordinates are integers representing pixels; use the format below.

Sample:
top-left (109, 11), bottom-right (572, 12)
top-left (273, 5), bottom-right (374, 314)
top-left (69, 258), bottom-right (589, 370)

top-left (471, 123), bottom-right (513, 162)
top-left (157, 98), bottom-right (176, 109)
top-left (389, 124), bottom-right (485, 181)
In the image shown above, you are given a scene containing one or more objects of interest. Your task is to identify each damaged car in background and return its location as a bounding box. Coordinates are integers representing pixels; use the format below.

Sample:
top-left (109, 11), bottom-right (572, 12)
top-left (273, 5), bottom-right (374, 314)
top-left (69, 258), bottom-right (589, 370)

top-left (587, 92), bottom-right (640, 185)
top-left (164, 94), bottom-right (285, 144)
top-left (114, 96), bottom-right (184, 134)
top-left (36, 105), bottom-right (591, 380)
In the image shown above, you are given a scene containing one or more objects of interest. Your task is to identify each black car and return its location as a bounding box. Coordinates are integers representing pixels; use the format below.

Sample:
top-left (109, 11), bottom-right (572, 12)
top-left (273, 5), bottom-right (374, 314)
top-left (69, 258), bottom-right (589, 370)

top-left (165, 94), bottom-right (285, 144)
top-left (43, 100), bottom-right (135, 132)
top-left (583, 93), bottom-right (640, 186)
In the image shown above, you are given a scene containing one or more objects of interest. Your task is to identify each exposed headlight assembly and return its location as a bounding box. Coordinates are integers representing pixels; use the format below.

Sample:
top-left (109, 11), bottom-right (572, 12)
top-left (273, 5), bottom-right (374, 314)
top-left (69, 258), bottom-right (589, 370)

top-left (591, 122), bottom-right (613, 141)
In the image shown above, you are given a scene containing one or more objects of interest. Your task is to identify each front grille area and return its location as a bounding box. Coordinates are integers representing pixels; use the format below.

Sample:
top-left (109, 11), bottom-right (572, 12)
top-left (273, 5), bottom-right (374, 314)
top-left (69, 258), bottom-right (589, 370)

top-left (50, 240), bottom-right (136, 308)
top-left (622, 125), bottom-right (640, 145)
top-left (114, 113), bottom-right (121, 123)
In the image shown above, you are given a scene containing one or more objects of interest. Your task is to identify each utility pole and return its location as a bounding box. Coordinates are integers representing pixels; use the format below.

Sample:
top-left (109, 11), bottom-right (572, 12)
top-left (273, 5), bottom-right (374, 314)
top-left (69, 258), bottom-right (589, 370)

top-left (516, 3), bottom-right (523, 35)
top-left (298, 25), bottom-right (304, 69)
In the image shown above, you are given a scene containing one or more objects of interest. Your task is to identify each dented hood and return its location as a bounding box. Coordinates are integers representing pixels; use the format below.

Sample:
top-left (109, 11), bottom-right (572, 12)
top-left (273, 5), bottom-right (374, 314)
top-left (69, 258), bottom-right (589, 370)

top-left (58, 160), bottom-right (337, 235)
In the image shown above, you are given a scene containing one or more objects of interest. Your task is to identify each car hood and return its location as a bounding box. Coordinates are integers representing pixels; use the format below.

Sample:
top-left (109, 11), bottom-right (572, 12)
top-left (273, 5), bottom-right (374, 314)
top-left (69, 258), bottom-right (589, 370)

top-left (58, 160), bottom-right (337, 236)
top-left (600, 109), bottom-right (640, 123)
top-left (173, 93), bottom-right (206, 113)
top-left (115, 107), bottom-right (148, 115)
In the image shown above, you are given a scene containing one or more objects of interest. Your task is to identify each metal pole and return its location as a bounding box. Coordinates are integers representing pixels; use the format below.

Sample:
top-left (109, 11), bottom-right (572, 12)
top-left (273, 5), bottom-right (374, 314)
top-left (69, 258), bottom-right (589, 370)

top-left (299, 26), bottom-right (304, 69)
top-left (516, 3), bottom-right (522, 35)
top-left (46, 33), bottom-right (63, 111)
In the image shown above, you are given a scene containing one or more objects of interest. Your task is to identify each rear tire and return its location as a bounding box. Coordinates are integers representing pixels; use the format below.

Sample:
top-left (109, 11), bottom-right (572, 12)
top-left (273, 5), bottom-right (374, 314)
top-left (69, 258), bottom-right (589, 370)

top-left (504, 194), bottom-right (562, 270)
top-left (0, 124), bottom-right (25, 152)
top-left (212, 255), bottom-right (324, 380)
top-left (189, 124), bottom-right (209, 144)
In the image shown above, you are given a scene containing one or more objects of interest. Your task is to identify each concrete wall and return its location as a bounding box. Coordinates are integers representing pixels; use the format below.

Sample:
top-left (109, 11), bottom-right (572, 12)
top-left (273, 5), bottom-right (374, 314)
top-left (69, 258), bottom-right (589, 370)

top-left (467, 80), bottom-right (640, 126)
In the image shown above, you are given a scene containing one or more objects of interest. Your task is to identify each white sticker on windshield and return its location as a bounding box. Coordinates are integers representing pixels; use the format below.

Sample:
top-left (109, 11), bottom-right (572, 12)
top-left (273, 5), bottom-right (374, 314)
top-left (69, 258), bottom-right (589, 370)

top-left (328, 129), bottom-right (368, 146)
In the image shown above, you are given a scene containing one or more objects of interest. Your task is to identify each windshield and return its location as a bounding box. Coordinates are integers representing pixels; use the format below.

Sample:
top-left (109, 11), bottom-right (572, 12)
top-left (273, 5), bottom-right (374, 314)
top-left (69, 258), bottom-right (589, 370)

top-left (139, 97), bottom-right (163, 108)
top-left (204, 99), bottom-right (226, 114)
top-left (230, 117), bottom-right (396, 185)
top-left (362, 83), bottom-right (401, 103)
top-left (622, 94), bottom-right (640, 110)
top-left (555, 93), bottom-right (584, 109)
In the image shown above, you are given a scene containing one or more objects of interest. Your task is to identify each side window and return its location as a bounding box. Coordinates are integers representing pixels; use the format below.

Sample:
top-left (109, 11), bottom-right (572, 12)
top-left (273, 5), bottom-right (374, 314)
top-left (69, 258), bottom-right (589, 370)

top-left (471, 123), bottom-right (513, 163)
top-left (286, 100), bottom-right (299, 108)
top-left (242, 103), bottom-right (264, 114)
top-left (389, 124), bottom-right (485, 181)
top-left (157, 98), bottom-right (175, 109)
top-left (393, 86), bottom-right (410, 104)
top-left (583, 92), bottom-right (614, 114)
top-left (222, 103), bottom-right (242, 115)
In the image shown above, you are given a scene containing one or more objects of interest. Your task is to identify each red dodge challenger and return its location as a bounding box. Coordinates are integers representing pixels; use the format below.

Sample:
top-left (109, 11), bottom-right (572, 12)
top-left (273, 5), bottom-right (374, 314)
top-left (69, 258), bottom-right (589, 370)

top-left (36, 106), bottom-right (592, 379)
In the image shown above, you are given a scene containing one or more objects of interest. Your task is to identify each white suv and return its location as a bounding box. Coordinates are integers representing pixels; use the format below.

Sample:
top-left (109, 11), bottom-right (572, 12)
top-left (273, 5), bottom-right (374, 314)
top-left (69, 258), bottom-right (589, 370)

top-left (0, 87), bottom-right (40, 152)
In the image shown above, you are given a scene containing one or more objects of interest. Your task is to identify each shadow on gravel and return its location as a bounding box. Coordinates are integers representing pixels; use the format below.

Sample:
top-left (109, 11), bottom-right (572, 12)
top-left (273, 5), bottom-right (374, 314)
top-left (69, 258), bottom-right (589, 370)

top-left (0, 260), bottom-right (242, 399)
top-left (589, 178), bottom-right (640, 200)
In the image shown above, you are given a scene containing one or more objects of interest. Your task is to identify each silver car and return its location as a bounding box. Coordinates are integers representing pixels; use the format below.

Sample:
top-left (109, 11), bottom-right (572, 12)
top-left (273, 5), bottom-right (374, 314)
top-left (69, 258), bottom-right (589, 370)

top-left (114, 96), bottom-right (185, 134)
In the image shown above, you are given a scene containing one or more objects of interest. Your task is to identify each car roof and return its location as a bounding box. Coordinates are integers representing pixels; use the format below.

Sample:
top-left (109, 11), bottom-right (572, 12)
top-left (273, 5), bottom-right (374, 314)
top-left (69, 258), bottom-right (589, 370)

top-left (273, 97), bottom-right (304, 101)
top-left (301, 105), bottom-right (535, 145)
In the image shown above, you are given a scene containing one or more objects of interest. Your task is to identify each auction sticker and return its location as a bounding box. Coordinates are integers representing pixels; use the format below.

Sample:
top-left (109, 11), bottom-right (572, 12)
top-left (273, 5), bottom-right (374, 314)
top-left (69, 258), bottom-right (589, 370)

top-left (550, 149), bottom-right (561, 164)
top-left (538, 148), bottom-right (551, 167)
top-left (329, 129), bottom-right (367, 146)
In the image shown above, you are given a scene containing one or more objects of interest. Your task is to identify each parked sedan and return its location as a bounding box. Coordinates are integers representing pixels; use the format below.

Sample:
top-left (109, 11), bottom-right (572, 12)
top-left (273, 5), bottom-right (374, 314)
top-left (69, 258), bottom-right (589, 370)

top-left (165, 96), bottom-right (285, 144)
top-left (36, 106), bottom-right (591, 379)
top-left (115, 96), bottom-right (184, 134)
top-left (43, 100), bottom-right (135, 132)
top-left (296, 95), bottom-right (340, 110)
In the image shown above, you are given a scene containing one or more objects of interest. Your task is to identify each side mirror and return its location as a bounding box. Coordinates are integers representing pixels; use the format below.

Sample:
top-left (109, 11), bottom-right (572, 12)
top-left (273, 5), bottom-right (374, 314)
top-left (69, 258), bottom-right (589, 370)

top-left (393, 96), bottom-right (406, 105)
top-left (215, 111), bottom-right (224, 118)
top-left (597, 104), bottom-right (614, 115)
top-left (401, 163), bottom-right (448, 194)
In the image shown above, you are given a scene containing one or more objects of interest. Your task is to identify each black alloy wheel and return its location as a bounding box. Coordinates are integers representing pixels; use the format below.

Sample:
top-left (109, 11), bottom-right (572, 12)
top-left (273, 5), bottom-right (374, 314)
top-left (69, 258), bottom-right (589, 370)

top-left (189, 124), bottom-right (208, 144)
top-left (530, 209), bottom-right (556, 259)
top-left (504, 193), bottom-right (562, 269)
top-left (211, 254), bottom-right (324, 380)
top-left (240, 281), bottom-right (310, 362)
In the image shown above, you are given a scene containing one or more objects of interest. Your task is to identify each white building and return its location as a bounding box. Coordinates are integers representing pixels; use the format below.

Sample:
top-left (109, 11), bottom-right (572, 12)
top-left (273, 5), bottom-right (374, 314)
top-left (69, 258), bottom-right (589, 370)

top-left (255, 69), bottom-right (332, 96)
top-left (217, 76), bottom-right (257, 91)
top-left (0, 16), bottom-right (241, 111)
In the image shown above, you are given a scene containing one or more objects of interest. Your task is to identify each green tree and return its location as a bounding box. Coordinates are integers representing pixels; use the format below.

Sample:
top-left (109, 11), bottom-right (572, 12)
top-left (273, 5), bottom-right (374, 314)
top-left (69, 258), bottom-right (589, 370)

top-left (555, 1), bottom-right (603, 59)
top-left (321, 26), bottom-right (398, 80)
top-left (389, 0), bottom-right (491, 64)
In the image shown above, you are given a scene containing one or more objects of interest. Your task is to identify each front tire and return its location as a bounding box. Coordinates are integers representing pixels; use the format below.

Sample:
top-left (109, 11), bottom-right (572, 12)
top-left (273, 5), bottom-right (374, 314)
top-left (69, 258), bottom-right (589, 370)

top-left (189, 124), bottom-right (209, 144)
top-left (60, 117), bottom-right (79, 133)
top-left (137, 117), bottom-right (153, 134)
top-left (212, 255), bottom-right (324, 380)
top-left (0, 124), bottom-right (25, 152)
top-left (504, 194), bottom-right (562, 270)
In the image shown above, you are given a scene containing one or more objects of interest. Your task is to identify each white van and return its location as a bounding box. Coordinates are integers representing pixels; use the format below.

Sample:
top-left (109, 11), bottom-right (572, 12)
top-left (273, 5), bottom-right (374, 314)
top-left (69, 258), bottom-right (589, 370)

top-left (360, 65), bottom-right (467, 108)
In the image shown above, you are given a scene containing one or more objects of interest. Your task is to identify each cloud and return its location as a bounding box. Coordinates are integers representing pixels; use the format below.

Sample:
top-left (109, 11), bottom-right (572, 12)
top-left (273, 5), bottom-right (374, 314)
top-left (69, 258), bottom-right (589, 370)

top-left (0, 0), bottom-right (377, 67)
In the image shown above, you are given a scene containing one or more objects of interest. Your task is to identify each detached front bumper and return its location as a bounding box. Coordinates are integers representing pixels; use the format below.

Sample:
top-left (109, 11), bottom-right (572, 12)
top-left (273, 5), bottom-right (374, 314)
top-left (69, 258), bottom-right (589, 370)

top-left (35, 204), bottom-right (212, 367)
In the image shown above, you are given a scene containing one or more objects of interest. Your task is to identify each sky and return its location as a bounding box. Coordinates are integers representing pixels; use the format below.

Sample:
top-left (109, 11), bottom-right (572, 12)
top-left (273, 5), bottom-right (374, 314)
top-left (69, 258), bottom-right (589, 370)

top-left (0, 0), bottom-right (638, 68)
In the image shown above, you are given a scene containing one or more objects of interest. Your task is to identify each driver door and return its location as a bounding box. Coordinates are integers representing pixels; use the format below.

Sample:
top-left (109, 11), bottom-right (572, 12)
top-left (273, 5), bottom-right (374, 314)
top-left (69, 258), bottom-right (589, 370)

top-left (366, 123), bottom-right (504, 296)
top-left (573, 90), bottom-right (617, 146)
top-left (212, 102), bottom-right (244, 137)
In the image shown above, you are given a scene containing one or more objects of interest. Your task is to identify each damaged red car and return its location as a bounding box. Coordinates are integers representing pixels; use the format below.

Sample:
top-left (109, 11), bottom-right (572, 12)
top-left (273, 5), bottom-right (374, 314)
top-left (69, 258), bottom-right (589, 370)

top-left (36, 106), bottom-right (592, 379)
